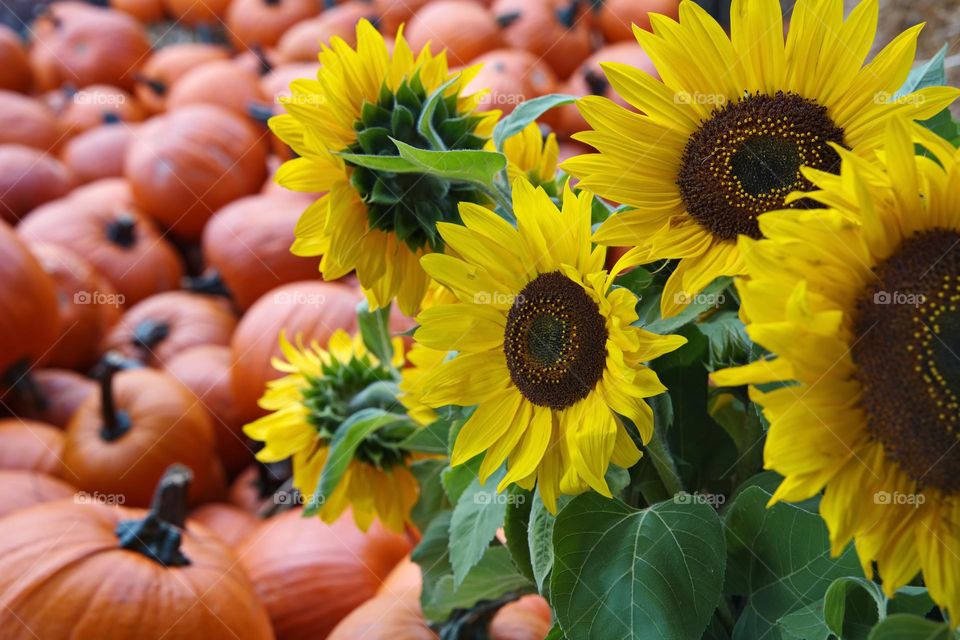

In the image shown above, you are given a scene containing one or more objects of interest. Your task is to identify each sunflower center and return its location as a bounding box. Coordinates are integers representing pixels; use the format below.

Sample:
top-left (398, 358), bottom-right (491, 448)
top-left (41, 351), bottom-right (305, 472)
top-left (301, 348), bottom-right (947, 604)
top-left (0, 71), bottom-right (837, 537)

top-left (346, 73), bottom-right (487, 253)
top-left (852, 228), bottom-right (960, 494)
top-left (677, 91), bottom-right (845, 241)
top-left (503, 272), bottom-right (608, 410)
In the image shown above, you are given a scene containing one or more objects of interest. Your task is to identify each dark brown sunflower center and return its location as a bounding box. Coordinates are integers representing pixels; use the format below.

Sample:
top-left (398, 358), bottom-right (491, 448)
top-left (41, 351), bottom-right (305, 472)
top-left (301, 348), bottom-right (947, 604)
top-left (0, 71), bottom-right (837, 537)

top-left (677, 91), bottom-right (845, 241)
top-left (853, 228), bottom-right (960, 494)
top-left (503, 272), bottom-right (608, 410)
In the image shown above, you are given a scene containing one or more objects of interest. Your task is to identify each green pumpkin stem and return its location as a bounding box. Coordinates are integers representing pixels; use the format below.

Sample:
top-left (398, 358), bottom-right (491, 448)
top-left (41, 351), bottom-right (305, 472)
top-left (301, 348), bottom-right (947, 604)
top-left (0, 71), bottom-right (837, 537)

top-left (99, 352), bottom-right (132, 442)
top-left (116, 464), bottom-right (193, 567)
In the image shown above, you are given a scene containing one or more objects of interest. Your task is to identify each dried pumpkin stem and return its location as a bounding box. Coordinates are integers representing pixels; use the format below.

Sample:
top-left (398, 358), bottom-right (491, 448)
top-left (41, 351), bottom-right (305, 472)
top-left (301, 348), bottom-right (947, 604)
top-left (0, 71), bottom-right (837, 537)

top-left (116, 464), bottom-right (193, 567)
top-left (99, 352), bottom-right (132, 441)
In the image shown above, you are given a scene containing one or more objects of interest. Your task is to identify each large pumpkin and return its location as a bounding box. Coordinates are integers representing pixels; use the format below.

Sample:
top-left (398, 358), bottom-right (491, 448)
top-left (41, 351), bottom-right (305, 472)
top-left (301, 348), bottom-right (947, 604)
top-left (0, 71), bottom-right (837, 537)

top-left (189, 502), bottom-right (259, 547)
top-left (125, 104), bottom-right (268, 240)
top-left (0, 466), bottom-right (275, 639)
top-left (29, 2), bottom-right (151, 91)
top-left (163, 0), bottom-right (233, 26)
top-left (0, 91), bottom-right (61, 151)
top-left (0, 25), bottom-right (31, 93)
top-left (230, 281), bottom-right (360, 421)
top-left (0, 420), bottom-right (65, 475)
top-left (110, 0), bottom-right (168, 22)
top-left (3, 368), bottom-right (96, 429)
top-left (28, 242), bottom-right (122, 371)
top-left (405, 0), bottom-right (503, 66)
top-left (0, 145), bottom-right (74, 223)
top-left (17, 180), bottom-right (184, 305)
top-left (0, 220), bottom-right (60, 380)
top-left (61, 122), bottom-right (138, 184)
top-left (101, 291), bottom-right (237, 368)
top-left (226, 0), bottom-right (321, 50)
top-left (60, 359), bottom-right (225, 507)
top-left (166, 345), bottom-right (253, 477)
top-left (465, 49), bottom-right (557, 116)
top-left (166, 59), bottom-right (268, 118)
top-left (275, 2), bottom-right (377, 62)
top-left (492, 0), bottom-right (592, 79)
top-left (0, 470), bottom-right (76, 520)
top-left (238, 508), bottom-right (412, 639)
top-left (134, 42), bottom-right (231, 113)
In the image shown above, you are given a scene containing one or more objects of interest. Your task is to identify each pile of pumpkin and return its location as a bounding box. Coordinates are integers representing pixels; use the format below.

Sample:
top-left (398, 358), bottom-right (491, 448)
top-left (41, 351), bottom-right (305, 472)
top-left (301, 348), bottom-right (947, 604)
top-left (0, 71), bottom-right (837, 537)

top-left (0, 0), bottom-right (674, 637)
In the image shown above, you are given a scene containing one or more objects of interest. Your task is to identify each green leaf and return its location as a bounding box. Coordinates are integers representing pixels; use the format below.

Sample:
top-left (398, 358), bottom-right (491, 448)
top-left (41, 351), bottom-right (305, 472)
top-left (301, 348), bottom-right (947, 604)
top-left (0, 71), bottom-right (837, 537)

top-left (356, 299), bottom-right (394, 367)
top-left (613, 265), bottom-right (653, 295)
top-left (338, 152), bottom-right (422, 172)
top-left (449, 467), bottom-right (509, 586)
top-left (697, 311), bottom-right (757, 370)
top-left (709, 393), bottom-right (765, 482)
top-left (528, 491), bottom-right (569, 595)
top-left (545, 624), bottom-right (567, 640)
top-left (418, 76), bottom-right (459, 151)
top-left (503, 486), bottom-right (535, 584)
top-left (868, 614), bottom-right (953, 640)
top-left (441, 456), bottom-right (481, 505)
top-left (392, 138), bottom-right (506, 186)
top-left (409, 459), bottom-right (449, 533)
top-left (492, 93), bottom-right (577, 149)
top-left (400, 416), bottom-right (455, 454)
top-left (824, 577), bottom-right (885, 640)
top-left (886, 586), bottom-right (936, 617)
top-left (643, 277), bottom-right (733, 334)
top-left (896, 44), bottom-right (948, 97)
top-left (551, 494), bottom-right (725, 640)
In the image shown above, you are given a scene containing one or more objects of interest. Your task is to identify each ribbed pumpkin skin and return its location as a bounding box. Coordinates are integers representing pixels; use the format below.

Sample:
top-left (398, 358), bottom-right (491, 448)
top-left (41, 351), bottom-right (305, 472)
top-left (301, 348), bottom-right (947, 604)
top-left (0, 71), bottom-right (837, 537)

top-left (0, 25), bottom-right (31, 93)
top-left (134, 43), bottom-right (231, 113)
top-left (0, 91), bottom-right (61, 151)
top-left (0, 500), bottom-right (275, 640)
top-left (5, 368), bottom-right (96, 429)
top-left (189, 503), bottom-right (259, 547)
top-left (0, 420), bottom-right (65, 475)
top-left (0, 145), bottom-right (74, 223)
top-left (405, 0), bottom-right (503, 66)
top-left (0, 470), bottom-right (76, 520)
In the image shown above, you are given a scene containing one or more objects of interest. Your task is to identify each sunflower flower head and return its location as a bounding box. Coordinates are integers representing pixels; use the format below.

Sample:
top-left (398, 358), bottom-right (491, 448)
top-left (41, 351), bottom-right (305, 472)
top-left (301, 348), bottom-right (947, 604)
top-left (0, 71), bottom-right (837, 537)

top-left (409, 177), bottom-right (686, 512)
top-left (563, 0), bottom-right (960, 318)
top-left (271, 19), bottom-right (498, 315)
top-left (243, 329), bottom-right (417, 532)
top-left (503, 122), bottom-right (560, 195)
top-left (713, 118), bottom-right (960, 623)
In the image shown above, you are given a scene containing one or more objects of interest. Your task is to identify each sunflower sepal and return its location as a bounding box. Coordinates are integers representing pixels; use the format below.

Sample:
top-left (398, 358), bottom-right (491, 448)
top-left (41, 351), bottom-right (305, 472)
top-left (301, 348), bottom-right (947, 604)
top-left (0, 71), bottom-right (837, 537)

top-left (491, 93), bottom-right (576, 150)
top-left (355, 299), bottom-right (398, 372)
top-left (391, 138), bottom-right (507, 187)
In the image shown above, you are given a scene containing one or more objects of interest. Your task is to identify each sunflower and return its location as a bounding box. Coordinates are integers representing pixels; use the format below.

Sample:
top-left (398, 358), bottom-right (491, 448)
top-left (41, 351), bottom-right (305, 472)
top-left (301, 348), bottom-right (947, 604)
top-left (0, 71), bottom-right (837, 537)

top-left (503, 122), bottom-right (560, 193)
top-left (243, 330), bottom-right (417, 533)
top-left (408, 177), bottom-right (685, 512)
top-left (713, 119), bottom-right (960, 621)
top-left (562, 0), bottom-right (960, 318)
top-left (270, 19), bottom-right (496, 315)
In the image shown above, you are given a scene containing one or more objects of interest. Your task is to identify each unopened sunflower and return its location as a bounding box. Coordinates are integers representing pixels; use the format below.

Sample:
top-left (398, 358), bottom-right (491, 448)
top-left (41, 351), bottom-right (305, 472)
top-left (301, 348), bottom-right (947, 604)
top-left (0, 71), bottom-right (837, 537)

top-left (713, 119), bottom-right (960, 621)
top-left (270, 19), bottom-right (496, 315)
top-left (563, 0), bottom-right (959, 318)
top-left (243, 330), bottom-right (416, 533)
top-left (408, 177), bottom-right (685, 512)
top-left (503, 122), bottom-right (560, 193)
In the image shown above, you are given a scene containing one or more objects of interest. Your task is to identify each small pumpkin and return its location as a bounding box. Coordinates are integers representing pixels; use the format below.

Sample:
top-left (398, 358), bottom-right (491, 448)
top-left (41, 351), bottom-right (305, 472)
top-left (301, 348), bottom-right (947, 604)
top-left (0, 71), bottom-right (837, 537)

top-left (163, 0), bottom-right (233, 25)
top-left (60, 122), bottom-right (138, 184)
top-left (60, 357), bottom-right (225, 507)
top-left (275, 1), bottom-right (378, 63)
top-left (406, 0), bottom-right (503, 65)
top-left (4, 368), bottom-right (96, 429)
top-left (0, 25), bottom-right (31, 93)
top-left (134, 42), bottom-right (231, 113)
top-left (238, 507), bottom-right (412, 639)
top-left (0, 470), bottom-right (76, 520)
top-left (189, 502), bottom-right (259, 547)
top-left (492, 0), bottom-right (592, 79)
top-left (0, 465), bottom-right (275, 639)
top-left (17, 180), bottom-right (184, 305)
top-left (57, 84), bottom-right (146, 136)
top-left (29, 242), bottom-right (122, 371)
top-left (101, 291), bottom-right (237, 368)
top-left (490, 595), bottom-right (554, 640)
top-left (329, 565), bottom-right (436, 640)
top-left (124, 104), bottom-right (268, 241)
top-left (110, 0), bottom-right (168, 22)
top-left (0, 419), bottom-right (65, 475)
top-left (0, 91), bottom-right (62, 151)
top-left (465, 48), bottom-right (557, 116)
top-left (593, 0), bottom-right (679, 43)
top-left (0, 145), bottom-right (74, 223)
top-left (166, 59), bottom-right (268, 118)
top-left (226, 0), bottom-right (322, 50)
top-left (166, 345), bottom-right (253, 477)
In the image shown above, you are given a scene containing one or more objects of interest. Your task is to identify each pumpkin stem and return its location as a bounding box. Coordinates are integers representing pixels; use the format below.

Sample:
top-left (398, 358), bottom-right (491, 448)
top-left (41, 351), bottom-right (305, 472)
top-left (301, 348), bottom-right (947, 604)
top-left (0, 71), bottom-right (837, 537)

top-left (555, 0), bottom-right (580, 28)
top-left (182, 269), bottom-right (233, 300)
top-left (116, 464), bottom-right (192, 567)
top-left (584, 68), bottom-right (609, 96)
top-left (248, 44), bottom-right (272, 76)
top-left (134, 73), bottom-right (167, 97)
top-left (99, 352), bottom-right (132, 442)
top-left (247, 101), bottom-right (275, 125)
top-left (2, 360), bottom-right (47, 412)
top-left (495, 10), bottom-right (521, 28)
top-left (133, 319), bottom-right (170, 353)
top-left (264, 0), bottom-right (281, 6)
top-left (106, 213), bottom-right (137, 248)
top-left (436, 593), bottom-right (521, 640)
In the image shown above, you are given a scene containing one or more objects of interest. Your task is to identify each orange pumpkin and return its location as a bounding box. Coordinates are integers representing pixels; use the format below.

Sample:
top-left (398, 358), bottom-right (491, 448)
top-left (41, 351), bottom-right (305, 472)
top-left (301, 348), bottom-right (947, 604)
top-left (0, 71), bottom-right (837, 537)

top-left (493, 0), bottom-right (593, 79)
top-left (60, 122), bottom-right (138, 184)
top-left (0, 470), bottom-right (76, 519)
top-left (226, 0), bottom-right (322, 50)
top-left (134, 42), bottom-right (231, 113)
top-left (465, 49), bottom-right (557, 116)
top-left (166, 345), bottom-right (253, 477)
top-left (0, 420), bottom-right (65, 475)
top-left (594, 0), bottom-right (679, 43)
top-left (17, 180), bottom-right (184, 306)
top-left (238, 508), bottom-right (412, 639)
top-left (0, 91), bottom-right (62, 151)
top-left (125, 104), bottom-right (268, 240)
top-left (406, 0), bottom-right (503, 65)
top-left (373, 0), bottom-right (430, 35)
top-left (110, 0), bottom-right (168, 22)
top-left (163, 0), bottom-right (233, 26)
top-left (0, 466), bottom-right (275, 639)
top-left (329, 565), bottom-right (437, 640)
top-left (29, 3), bottom-right (151, 92)
top-left (61, 359), bottom-right (225, 507)
top-left (228, 461), bottom-right (292, 514)
top-left (230, 281), bottom-right (361, 421)
top-left (275, 1), bottom-right (378, 63)
top-left (0, 220), bottom-right (60, 380)
top-left (189, 502), bottom-right (259, 547)
top-left (28, 243), bottom-right (122, 371)
top-left (0, 25), bottom-right (31, 93)
top-left (0, 145), bottom-right (74, 223)
top-left (490, 595), bottom-right (554, 640)
top-left (4, 368), bottom-right (96, 429)
top-left (166, 59), bottom-right (268, 118)
top-left (57, 84), bottom-right (146, 136)
top-left (201, 193), bottom-right (320, 311)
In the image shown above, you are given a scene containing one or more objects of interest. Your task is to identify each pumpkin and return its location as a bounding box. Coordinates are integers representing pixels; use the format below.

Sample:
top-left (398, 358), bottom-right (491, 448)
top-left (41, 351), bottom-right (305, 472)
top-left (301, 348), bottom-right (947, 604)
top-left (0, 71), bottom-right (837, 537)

top-left (0, 25), bottom-right (31, 93)
top-left (60, 122), bottom-right (138, 184)
top-left (110, 0), bottom-right (167, 22)
top-left (28, 243), bottom-right (122, 371)
top-left (490, 595), bottom-right (554, 640)
top-left (60, 358), bottom-right (225, 507)
top-left (17, 180), bottom-right (184, 306)
top-left (226, 0), bottom-right (322, 50)
top-left (201, 193), bottom-right (319, 311)
top-left (465, 49), bottom-right (557, 116)
top-left (0, 465), bottom-right (275, 639)
top-left (29, 3), bottom-right (151, 91)
top-left (189, 502), bottom-right (259, 547)
top-left (57, 84), bottom-right (146, 136)
top-left (0, 420), bottom-right (65, 475)
top-left (125, 104), bottom-right (268, 241)
top-left (228, 461), bottom-right (292, 514)
top-left (275, 1), bottom-right (377, 63)
top-left (4, 368), bottom-right (96, 429)
top-left (0, 145), bottom-right (74, 223)
top-left (0, 91), bottom-right (62, 151)
top-left (492, 0), bottom-right (592, 79)
top-left (101, 291), bottom-right (237, 368)
top-left (166, 345), bottom-right (253, 477)
top-left (0, 470), bottom-right (76, 519)
top-left (0, 220), bottom-right (60, 380)
top-left (406, 0), bottom-right (503, 65)
top-left (164, 0), bottom-right (233, 25)
top-left (166, 59), bottom-right (268, 118)
top-left (134, 42), bottom-right (231, 113)
top-left (593, 0), bottom-right (679, 43)
top-left (238, 508), bottom-right (412, 639)
top-left (230, 281), bottom-right (361, 421)
top-left (373, 0), bottom-right (430, 35)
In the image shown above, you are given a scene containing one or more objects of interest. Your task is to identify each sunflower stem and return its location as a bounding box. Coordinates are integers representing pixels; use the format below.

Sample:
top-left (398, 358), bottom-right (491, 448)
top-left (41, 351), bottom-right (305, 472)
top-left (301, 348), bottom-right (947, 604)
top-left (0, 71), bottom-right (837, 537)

top-left (644, 429), bottom-right (683, 498)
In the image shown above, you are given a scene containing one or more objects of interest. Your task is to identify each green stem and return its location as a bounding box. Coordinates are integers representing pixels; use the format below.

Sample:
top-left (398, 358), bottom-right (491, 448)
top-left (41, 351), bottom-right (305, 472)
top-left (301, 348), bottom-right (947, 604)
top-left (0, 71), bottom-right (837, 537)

top-left (645, 429), bottom-right (683, 498)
